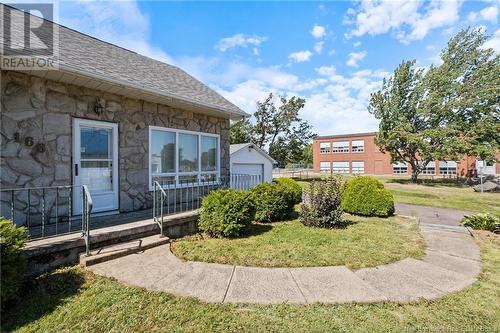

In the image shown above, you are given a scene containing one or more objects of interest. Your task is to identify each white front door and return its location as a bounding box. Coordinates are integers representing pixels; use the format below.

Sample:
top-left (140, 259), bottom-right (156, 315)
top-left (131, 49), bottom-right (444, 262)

top-left (73, 118), bottom-right (119, 215)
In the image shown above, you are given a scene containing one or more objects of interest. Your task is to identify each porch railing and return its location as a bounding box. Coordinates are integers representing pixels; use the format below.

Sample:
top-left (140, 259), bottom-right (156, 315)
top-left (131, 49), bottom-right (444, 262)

top-left (0, 185), bottom-right (93, 241)
top-left (82, 185), bottom-right (93, 255)
top-left (230, 173), bottom-right (262, 190)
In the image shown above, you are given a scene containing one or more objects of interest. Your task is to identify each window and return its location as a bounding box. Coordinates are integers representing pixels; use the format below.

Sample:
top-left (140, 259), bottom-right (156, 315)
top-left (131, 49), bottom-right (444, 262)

top-left (319, 142), bottom-right (331, 154)
top-left (332, 141), bottom-right (349, 153)
top-left (351, 161), bottom-right (364, 174)
top-left (332, 161), bottom-right (349, 173)
top-left (421, 161), bottom-right (436, 175)
top-left (149, 127), bottom-right (219, 188)
top-left (351, 140), bottom-right (365, 153)
top-left (320, 161), bottom-right (331, 173)
top-left (393, 161), bottom-right (408, 174)
top-left (439, 161), bottom-right (457, 175)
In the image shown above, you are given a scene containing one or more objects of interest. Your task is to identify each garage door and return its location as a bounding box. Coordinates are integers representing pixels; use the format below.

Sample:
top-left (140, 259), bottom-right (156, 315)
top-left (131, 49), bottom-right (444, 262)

top-left (231, 163), bottom-right (264, 190)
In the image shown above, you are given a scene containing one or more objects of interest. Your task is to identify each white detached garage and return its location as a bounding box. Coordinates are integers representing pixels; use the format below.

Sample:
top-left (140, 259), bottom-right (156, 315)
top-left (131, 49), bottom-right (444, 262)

top-left (230, 143), bottom-right (276, 189)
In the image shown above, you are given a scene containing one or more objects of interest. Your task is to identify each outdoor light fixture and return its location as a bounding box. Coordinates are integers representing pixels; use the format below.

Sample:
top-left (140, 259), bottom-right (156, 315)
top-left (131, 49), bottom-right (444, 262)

top-left (94, 99), bottom-right (104, 115)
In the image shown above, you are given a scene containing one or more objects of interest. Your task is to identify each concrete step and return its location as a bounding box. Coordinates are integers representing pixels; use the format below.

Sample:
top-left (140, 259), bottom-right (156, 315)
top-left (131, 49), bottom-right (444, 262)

top-left (80, 235), bottom-right (170, 267)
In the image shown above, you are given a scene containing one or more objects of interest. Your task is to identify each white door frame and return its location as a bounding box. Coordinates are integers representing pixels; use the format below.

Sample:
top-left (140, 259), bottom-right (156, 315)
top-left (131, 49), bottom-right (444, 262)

top-left (73, 118), bottom-right (119, 215)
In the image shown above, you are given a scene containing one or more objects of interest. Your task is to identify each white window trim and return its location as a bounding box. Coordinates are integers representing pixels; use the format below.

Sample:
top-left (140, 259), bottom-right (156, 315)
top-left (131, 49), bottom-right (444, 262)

top-left (148, 126), bottom-right (220, 190)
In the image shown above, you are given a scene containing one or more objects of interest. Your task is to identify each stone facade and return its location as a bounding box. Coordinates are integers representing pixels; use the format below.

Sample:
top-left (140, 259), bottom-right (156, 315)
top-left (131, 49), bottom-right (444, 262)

top-left (1, 70), bottom-right (230, 222)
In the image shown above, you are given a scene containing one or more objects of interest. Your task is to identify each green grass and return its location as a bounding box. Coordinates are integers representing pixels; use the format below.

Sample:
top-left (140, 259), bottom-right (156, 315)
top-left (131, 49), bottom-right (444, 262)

top-left (171, 215), bottom-right (425, 269)
top-left (3, 232), bottom-right (499, 333)
top-left (298, 176), bottom-right (500, 216)
top-left (378, 177), bottom-right (500, 215)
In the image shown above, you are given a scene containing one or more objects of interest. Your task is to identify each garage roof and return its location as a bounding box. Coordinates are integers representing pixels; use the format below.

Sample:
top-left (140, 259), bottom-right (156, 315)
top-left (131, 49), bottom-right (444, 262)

top-left (230, 143), bottom-right (277, 164)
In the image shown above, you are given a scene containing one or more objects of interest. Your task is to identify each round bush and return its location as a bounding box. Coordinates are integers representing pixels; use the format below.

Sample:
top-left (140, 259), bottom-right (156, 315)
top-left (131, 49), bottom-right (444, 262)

top-left (251, 182), bottom-right (295, 222)
top-left (341, 176), bottom-right (395, 217)
top-left (300, 177), bottom-right (343, 228)
top-left (0, 218), bottom-right (29, 308)
top-left (274, 178), bottom-right (302, 203)
top-left (198, 189), bottom-right (255, 238)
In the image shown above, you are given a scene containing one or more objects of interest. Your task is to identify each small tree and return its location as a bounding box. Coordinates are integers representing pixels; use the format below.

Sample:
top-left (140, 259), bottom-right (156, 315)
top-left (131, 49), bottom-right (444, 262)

top-left (369, 28), bottom-right (500, 182)
top-left (230, 119), bottom-right (251, 144)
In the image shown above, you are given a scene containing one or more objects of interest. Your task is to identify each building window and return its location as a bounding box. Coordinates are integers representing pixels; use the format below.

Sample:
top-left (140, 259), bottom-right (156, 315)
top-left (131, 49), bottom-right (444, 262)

top-left (320, 161), bottom-right (331, 173)
top-left (351, 140), bottom-right (365, 153)
top-left (332, 161), bottom-right (349, 173)
top-left (392, 161), bottom-right (408, 174)
top-left (149, 126), bottom-right (219, 189)
top-left (319, 142), bottom-right (331, 154)
top-left (439, 161), bottom-right (457, 175)
top-left (351, 161), bottom-right (364, 174)
top-left (421, 161), bottom-right (436, 175)
top-left (332, 141), bottom-right (349, 153)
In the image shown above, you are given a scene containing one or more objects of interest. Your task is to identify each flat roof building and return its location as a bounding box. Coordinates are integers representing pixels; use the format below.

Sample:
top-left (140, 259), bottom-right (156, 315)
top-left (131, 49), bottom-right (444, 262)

top-left (313, 132), bottom-right (499, 177)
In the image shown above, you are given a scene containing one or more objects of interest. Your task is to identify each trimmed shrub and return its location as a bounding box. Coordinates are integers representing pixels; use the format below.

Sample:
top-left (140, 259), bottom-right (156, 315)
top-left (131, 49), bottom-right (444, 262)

top-left (300, 177), bottom-right (343, 228)
top-left (0, 218), bottom-right (29, 307)
top-left (198, 190), bottom-right (255, 238)
top-left (462, 213), bottom-right (499, 233)
top-left (274, 177), bottom-right (302, 203)
top-left (341, 176), bottom-right (394, 217)
top-left (251, 182), bottom-right (295, 222)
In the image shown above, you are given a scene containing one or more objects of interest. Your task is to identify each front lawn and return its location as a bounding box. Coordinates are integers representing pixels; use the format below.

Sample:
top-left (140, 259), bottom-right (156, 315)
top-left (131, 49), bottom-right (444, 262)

top-left (171, 214), bottom-right (425, 269)
top-left (3, 232), bottom-right (498, 333)
top-left (378, 177), bottom-right (500, 215)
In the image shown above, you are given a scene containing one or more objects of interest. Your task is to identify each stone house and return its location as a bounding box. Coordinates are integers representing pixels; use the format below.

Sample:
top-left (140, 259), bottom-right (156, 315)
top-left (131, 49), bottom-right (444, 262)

top-left (0, 7), bottom-right (247, 225)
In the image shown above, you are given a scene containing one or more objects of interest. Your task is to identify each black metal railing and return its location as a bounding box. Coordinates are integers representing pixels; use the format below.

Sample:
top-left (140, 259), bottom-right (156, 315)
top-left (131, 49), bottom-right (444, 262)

top-left (82, 185), bottom-right (93, 255)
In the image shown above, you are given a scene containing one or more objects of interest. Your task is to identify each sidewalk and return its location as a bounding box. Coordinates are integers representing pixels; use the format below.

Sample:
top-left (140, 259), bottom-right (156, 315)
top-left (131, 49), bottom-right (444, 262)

top-left (89, 222), bottom-right (481, 304)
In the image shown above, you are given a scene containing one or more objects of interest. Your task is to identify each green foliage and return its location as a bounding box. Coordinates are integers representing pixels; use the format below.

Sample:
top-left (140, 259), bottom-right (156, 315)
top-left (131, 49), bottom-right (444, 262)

top-left (0, 218), bottom-right (29, 307)
top-left (274, 178), bottom-right (302, 203)
top-left (342, 177), bottom-right (395, 217)
top-left (369, 28), bottom-right (500, 182)
top-left (462, 213), bottom-right (499, 233)
top-left (251, 182), bottom-right (295, 222)
top-left (198, 190), bottom-right (255, 238)
top-left (229, 119), bottom-right (252, 144)
top-left (300, 177), bottom-right (343, 228)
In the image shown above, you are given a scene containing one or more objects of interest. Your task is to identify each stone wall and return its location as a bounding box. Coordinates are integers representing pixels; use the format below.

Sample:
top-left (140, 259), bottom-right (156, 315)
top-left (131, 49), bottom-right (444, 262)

top-left (1, 70), bottom-right (230, 222)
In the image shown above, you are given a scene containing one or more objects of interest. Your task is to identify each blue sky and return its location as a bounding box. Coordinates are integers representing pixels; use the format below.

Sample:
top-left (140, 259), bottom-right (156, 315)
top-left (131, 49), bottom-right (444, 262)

top-left (55, 1), bottom-right (499, 135)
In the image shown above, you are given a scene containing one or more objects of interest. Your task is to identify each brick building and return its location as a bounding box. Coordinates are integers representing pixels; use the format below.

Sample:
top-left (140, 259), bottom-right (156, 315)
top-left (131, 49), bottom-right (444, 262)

top-left (313, 132), bottom-right (499, 177)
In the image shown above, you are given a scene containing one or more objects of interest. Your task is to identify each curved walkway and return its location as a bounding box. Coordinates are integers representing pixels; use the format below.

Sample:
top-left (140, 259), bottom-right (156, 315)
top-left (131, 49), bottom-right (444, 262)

top-left (89, 209), bottom-right (482, 304)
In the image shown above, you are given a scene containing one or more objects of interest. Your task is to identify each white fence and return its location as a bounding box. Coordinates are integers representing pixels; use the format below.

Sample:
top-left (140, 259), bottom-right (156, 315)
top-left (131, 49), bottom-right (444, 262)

top-left (230, 173), bottom-right (263, 190)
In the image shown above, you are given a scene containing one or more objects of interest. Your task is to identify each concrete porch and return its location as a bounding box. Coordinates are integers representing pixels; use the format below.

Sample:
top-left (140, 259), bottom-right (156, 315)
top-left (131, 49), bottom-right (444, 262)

top-left (24, 209), bottom-right (199, 276)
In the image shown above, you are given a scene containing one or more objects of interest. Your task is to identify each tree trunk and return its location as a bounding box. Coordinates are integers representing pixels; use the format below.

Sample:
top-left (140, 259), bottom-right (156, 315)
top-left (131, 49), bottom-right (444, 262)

top-left (411, 169), bottom-right (419, 183)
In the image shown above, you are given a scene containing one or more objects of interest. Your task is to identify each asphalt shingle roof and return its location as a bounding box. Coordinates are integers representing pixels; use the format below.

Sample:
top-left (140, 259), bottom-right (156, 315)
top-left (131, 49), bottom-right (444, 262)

top-left (1, 4), bottom-right (247, 118)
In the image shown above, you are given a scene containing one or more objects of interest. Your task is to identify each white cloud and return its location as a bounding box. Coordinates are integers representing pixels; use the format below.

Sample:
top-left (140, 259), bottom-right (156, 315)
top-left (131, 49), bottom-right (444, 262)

top-left (288, 50), bottom-right (313, 63)
top-left (311, 24), bottom-right (327, 39)
top-left (345, 0), bottom-right (461, 43)
top-left (59, 1), bottom-right (173, 64)
top-left (468, 5), bottom-right (498, 23)
top-left (215, 33), bottom-right (267, 52)
top-left (346, 51), bottom-right (367, 67)
top-left (314, 41), bottom-right (324, 54)
top-left (483, 28), bottom-right (500, 52)
top-left (328, 49), bottom-right (336, 56)
top-left (353, 41), bottom-right (362, 47)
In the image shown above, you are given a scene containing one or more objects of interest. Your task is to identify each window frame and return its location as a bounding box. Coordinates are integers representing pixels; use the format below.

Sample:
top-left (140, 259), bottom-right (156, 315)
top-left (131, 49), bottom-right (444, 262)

top-left (421, 161), bottom-right (436, 175)
top-left (332, 161), bottom-right (350, 173)
top-left (148, 126), bottom-right (220, 190)
top-left (351, 161), bottom-right (365, 174)
top-left (319, 142), bottom-right (331, 154)
top-left (351, 140), bottom-right (365, 153)
top-left (320, 161), bottom-right (331, 173)
top-left (439, 161), bottom-right (457, 176)
top-left (392, 161), bottom-right (408, 174)
top-left (332, 141), bottom-right (350, 153)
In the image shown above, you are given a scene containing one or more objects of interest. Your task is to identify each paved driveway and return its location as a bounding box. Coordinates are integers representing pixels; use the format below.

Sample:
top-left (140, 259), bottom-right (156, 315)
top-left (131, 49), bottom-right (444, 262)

top-left (396, 203), bottom-right (470, 227)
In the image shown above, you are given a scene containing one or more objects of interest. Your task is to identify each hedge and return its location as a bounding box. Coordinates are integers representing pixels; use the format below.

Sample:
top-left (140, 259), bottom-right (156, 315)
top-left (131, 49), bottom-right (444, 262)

top-left (251, 182), bottom-right (295, 222)
top-left (274, 178), bottom-right (302, 203)
top-left (341, 176), bottom-right (394, 217)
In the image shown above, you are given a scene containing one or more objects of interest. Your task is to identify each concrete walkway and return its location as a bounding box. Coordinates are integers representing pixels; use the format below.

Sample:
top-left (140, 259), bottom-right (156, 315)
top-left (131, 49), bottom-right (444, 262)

top-left (395, 203), bottom-right (469, 227)
top-left (89, 220), bottom-right (482, 304)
